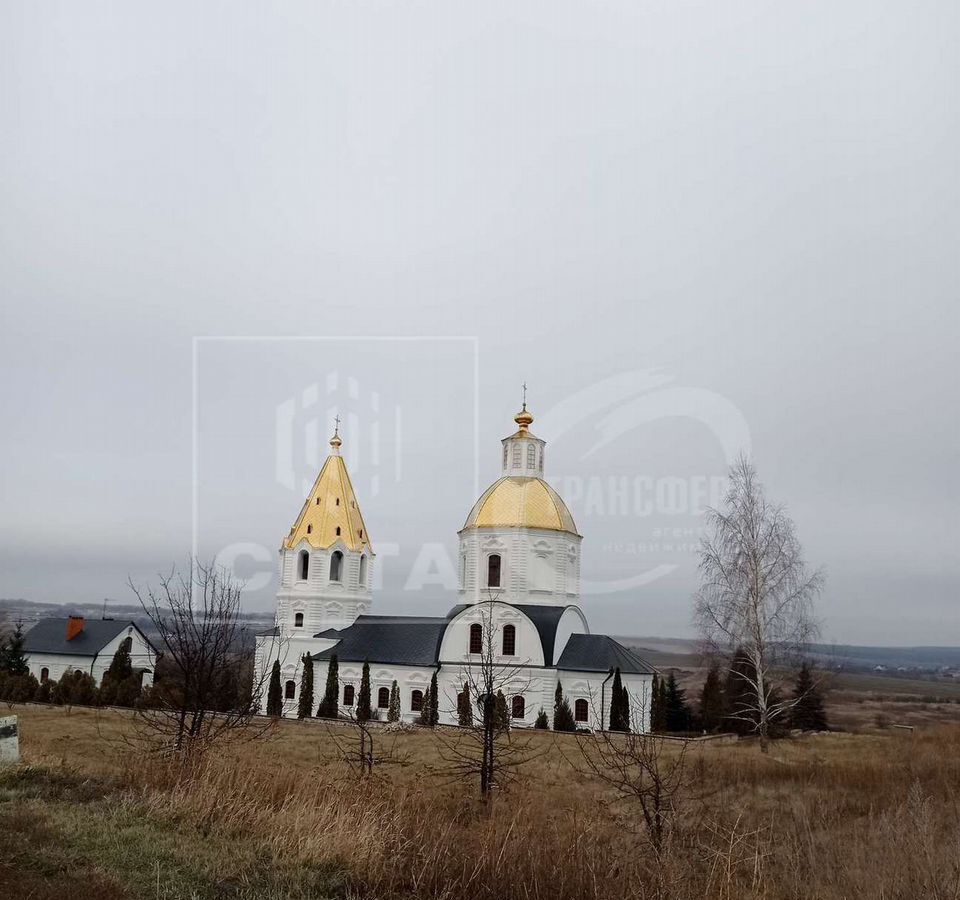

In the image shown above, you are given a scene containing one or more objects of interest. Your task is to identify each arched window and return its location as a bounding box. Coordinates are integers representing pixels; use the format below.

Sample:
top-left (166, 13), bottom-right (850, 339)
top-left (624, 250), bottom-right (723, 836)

top-left (343, 684), bottom-right (355, 706)
top-left (512, 695), bottom-right (525, 719)
top-left (359, 555), bottom-right (368, 586)
top-left (294, 612), bottom-right (304, 628)
top-left (307, 524), bottom-right (312, 534)
top-left (40, 667), bottom-right (49, 683)
top-left (359, 529), bottom-right (363, 539)
top-left (335, 526), bottom-right (341, 536)
top-left (512, 444), bottom-right (521, 467)
top-left (575, 699), bottom-right (589, 723)
top-left (503, 445), bottom-right (508, 467)
top-left (377, 687), bottom-right (390, 709)
top-left (502, 624), bottom-right (516, 656)
top-left (330, 550), bottom-right (343, 582)
top-left (469, 623), bottom-right (483, 654)
top-left (335, 498), bottom-right (340, 506)
top-left (298, 550), bottom-right (309, 581)
top-left (316, 497), bottom-right (320, 505)
top-left (121, 636), bottom-right (133, 654)
top-left (411, 689), bottom-right (424, 712)
top-left (486, 553), bottom-right (502, 588)
top-left (285, 680), bottom-right (296, 700)
top-left (527, 444), bottom-right (535, 467)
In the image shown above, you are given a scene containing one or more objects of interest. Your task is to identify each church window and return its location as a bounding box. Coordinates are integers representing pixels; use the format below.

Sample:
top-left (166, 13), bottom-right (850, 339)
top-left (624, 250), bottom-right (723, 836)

top-left (469, 623), bottom-right (483, 654)
top-left (330, 551), bottom-right (343, 582)
top-left (40, 667), bottom-right (49, 683)
top-left (315, 497), bottom-right (320, 505)
top-left (512, 445), bottom-right (521, 467)
top-left (343, 684), bottom-right (355, 706)
top-left (359, 529), bottom-right (363, 539)
top-left (575, 699), bottom-right (589, 723)
top-left (121, 636), bottom-right (133, 654)
top-left (487, 554), bottom-right (501, 588)
top-left (307, 524), bottom-right (312, 534)
top-left (359, 555), bottom-right (368, 586)
top-left (502, 624), bottom-right (516, 656)
top-left (336, 498), bottom-right (340, 506)
top-left (377, 687), bottom-right (390, 709)
top-left (294, 612), bottom-right (304, 628)
top-left (503, 445), bottom-right (508, 467)
top-left (335, 526), bottom-right (341, 536)
top-left (527, 444), bottom-right (535, 468)
top-left (511, 695), bottom-right (525, 719)
top-left (411, 689), bottom-right (423, 712)
top-left (298, 550), bottom-right (309, 581)
top-left (284, 680), bottom-right (296, 700)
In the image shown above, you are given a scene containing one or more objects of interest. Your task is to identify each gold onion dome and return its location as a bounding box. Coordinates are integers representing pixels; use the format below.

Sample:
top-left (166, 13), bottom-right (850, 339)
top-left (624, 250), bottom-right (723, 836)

top-left (462, 477), bottom-right (578, 534)
top-left (514, 404), bottom-right (534, 430)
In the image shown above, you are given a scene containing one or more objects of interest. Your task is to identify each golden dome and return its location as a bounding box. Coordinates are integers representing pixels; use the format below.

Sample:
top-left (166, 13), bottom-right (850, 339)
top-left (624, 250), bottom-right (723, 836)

top-left (514, 405), bottom-right (534, 431)
top-left (461, 476), bottom-right (579, 535)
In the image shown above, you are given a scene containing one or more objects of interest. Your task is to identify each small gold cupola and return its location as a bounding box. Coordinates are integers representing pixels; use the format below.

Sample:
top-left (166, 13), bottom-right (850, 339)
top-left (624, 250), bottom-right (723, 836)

top-left (283, 426), bottom-right (371, 552)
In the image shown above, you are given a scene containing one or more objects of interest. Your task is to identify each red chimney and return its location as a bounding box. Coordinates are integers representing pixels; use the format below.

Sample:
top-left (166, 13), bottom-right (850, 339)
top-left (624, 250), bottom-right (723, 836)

top-left (66, 616), bottom-right (85, 641)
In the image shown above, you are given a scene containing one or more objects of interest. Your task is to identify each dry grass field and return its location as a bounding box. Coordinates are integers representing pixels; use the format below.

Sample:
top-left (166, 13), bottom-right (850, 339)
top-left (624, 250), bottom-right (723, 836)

top-left (3, 702), bottom-right (960, 899)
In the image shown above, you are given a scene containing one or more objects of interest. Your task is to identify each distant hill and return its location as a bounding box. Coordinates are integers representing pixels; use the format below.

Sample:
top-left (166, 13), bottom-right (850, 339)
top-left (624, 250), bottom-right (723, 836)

top-left (616, 636), bottom-right (960, 675)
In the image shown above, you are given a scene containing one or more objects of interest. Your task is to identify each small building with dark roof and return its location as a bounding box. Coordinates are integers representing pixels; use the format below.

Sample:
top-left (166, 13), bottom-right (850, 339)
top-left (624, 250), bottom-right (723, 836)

top-left (23, 616), bottom-right (158, 688)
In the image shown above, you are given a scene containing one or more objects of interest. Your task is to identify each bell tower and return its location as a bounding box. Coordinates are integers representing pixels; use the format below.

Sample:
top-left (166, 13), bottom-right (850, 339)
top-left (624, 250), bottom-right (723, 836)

top-left (275, 425), bottom-right (374, 634)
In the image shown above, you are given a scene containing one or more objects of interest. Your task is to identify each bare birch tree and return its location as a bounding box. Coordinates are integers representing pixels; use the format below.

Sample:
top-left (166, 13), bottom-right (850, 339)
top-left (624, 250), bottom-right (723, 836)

top-left (128, 559), bottom-right (282, 756)
top-left (694, 455), bottom-right (822, 752)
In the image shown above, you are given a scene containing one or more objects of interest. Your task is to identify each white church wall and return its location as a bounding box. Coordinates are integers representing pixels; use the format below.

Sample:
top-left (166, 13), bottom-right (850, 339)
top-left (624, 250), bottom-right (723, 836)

top-left (439, 602), bottom-right (546, 668)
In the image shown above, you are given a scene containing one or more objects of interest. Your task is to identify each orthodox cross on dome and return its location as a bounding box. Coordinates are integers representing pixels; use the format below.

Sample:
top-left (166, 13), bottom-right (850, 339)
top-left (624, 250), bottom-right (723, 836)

top-left (330, 414), bottom-right (343, 451)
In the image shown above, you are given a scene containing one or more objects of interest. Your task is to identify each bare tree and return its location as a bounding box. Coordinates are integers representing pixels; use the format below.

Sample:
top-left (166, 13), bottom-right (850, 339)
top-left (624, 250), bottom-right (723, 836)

top-left (694, 455), bottom-right (823, 751)
top-left (128, 559), bottom-right (283, 756)
top-left (577, 725), bottom-right (694, 855)
top-left (435, 592), bottom-right (542, 802)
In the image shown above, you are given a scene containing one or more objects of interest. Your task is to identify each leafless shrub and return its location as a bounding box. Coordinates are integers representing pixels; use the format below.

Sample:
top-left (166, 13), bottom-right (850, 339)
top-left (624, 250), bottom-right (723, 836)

top-left (127, 559), bottom-right (282, 756)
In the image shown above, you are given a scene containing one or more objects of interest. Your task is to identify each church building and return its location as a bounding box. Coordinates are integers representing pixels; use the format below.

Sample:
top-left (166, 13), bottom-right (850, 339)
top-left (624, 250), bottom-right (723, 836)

top-left (254, 401), bottom-right (655, 730)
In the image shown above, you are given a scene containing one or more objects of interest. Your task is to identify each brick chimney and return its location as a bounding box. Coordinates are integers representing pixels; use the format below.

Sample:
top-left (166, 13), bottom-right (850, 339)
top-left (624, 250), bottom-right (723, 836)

top-left (65, 616), bottom-right (85, 641)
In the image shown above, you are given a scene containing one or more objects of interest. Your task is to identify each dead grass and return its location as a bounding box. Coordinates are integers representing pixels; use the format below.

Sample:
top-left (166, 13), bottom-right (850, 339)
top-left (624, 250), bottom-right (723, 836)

top-left (5, 703), bottom-right (960, 899)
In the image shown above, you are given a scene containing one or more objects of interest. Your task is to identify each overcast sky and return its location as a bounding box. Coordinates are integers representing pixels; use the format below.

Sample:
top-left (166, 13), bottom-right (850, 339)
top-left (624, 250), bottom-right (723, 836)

top-left (2, 3), bottom-right (957, 644)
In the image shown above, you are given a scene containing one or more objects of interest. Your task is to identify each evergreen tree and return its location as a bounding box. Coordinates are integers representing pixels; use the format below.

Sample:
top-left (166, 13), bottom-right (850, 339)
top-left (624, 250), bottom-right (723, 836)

top-left (553, 681), bottom-right (575, 732)
top-left (0, 622), bottom-right (29, 676)
top-left (317, 654), bottom-right (339, 718)
top-left (266, 660), bottom-right (283, 717)
top-left (699, 663), bottom-right (726, 732)
top-left (297, 654), bottom-right (314, 719)
top-left (620, 681), bottom-right (631, 732)
top-left (417, 686), bottom-right (432, 726)
top-left (387, 680), bottom-right (400, 722)
top-left (357, 660), bottom-right (372, 722)
top-left (534, 708), bottom-right (549, 729)
top-left (724, 648), bottom-right (758, 735)
top-left (649, 673), bottom-right (661, 732)
top-left (665, 672), bottom-right (692, 732)
top-left (428, 671), bottom-right (439, 726)
top-left (494, 690), bottom-right (510, 730)
top-left (457, 681), bottom-right (473, 726)
top-left (609, 667), bottom-right (629, 731)
top-left (788, 662), bottom-right (828, 731)
top-left (104, 641), bottom-right (133, 683)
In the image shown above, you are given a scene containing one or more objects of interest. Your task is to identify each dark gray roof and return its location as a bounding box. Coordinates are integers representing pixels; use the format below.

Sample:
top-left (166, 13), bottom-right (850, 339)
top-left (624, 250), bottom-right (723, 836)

top-left (311, 615), bottom-right (448, 667)
top-left (446, 602), bottom-right (568, 665)
top-left (512, 605), bottom-right (568, 666)
top-left (23, 618), bottom-right (137, 657)
top-left (557, 633), bottom-right (657, 675)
